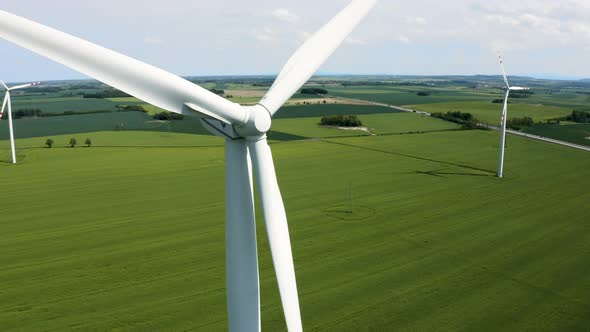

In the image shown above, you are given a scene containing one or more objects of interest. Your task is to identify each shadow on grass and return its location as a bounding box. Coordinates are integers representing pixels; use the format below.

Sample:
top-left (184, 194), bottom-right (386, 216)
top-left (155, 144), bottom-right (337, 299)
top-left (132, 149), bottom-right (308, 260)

top-left (267, 131), bottom-right (309, 141)
top-left (322, 140), bottom-right (496, 175)
top-left (415, 170), bottom-right (493, 178)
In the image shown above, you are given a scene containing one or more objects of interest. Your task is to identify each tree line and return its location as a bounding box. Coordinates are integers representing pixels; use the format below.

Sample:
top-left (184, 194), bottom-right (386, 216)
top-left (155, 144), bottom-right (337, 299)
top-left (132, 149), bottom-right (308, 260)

top-left (320, 115), bottom-right (363, 127)
top-left (1, 105), bottom-right (147, 120)
top-left (153, 111), bottom-right (184, 120)
top-left (567, 110), bottom-right (590, 123)
top-left (45, 137), bottom-right (92, 148)
top-left (506, 117), bottom-right (534, 130)
top-left (301, 88), bottom-right (328, 95)
top-left (431, 111), bottom-right (479, 129)
top-left (82, 89), bottom-right (131, 99)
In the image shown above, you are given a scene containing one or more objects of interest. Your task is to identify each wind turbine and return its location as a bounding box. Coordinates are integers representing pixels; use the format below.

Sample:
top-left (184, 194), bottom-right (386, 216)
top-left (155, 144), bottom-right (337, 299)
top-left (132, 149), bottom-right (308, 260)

top-left (497, 54), bottom-right (528, 178)
top-left (1, 80), bottom-right (40, 163)
top-left (0, 1), bottom-right (377, 331)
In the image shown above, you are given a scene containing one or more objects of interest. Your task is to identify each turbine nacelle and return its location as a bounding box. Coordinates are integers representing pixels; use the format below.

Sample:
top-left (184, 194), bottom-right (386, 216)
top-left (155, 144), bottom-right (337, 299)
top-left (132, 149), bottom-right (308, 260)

top-left (236, 104), bottom-right (272, 138)
top-left (195, 103), bottom-right (272, 140)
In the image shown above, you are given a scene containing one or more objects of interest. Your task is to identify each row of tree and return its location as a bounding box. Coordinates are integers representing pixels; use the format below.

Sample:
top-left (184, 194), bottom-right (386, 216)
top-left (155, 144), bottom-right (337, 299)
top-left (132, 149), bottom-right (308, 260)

top-left (208, 88), bottom-right (225, 95)
top-left (1, 105), bottom-right (148, 120)
top-left (117, 105), bottom-right (147, 112)
top-left (153, 111), bottom-right (184, 120)
top-left (567, 110), bottom-right (590, 123)
top-left (82, 89), bottom-right (131, 99)
top-left (320, 115), bottom-right (363, 127)
top-left (45, 138), bottom-right (92, 148)
top-left (506, 117), bottom-right (534, 130)
top-left (431, 111), bottom-right (479, 129)
top-left (301, 88), bottom-right (328, 95)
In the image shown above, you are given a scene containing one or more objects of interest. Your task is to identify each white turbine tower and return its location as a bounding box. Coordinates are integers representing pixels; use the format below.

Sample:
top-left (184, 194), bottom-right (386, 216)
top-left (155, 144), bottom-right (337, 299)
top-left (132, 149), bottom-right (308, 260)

top-left (497, 54), bottom-right (528, 178)
top-left (0, 1), bottom-right (377, 331)
top-left (1, 80), bottom-right (40, 164)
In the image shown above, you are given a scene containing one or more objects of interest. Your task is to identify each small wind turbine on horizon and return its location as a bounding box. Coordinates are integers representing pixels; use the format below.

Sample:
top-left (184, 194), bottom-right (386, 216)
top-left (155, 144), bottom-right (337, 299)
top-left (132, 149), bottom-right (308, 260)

top-left (497, 54), bottom-right (529, 178)
top-left (1, 80), bottom-right (40, 164)
top-left (0, 1), bottom-right (378, 331)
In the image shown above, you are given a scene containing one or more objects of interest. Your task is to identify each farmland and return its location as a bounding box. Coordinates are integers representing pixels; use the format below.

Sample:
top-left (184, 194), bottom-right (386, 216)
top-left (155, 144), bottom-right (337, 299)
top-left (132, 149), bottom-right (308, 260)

top-left (407, 101), bottom-right (572, 125)
top-left (1, 76), bottom-right (590, 331)
top-left (1, 128), bottom-right (589, 331)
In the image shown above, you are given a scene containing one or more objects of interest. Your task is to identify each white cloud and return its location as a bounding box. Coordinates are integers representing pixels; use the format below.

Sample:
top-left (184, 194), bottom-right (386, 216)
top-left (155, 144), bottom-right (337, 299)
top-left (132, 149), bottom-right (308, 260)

top-left (397, 35), bottom-right (411, 44)
top-left (143, 36), bottom-right (163, 45)
top-left (405, 16), bottom-right (427, 25)
top-left (271, 8), bottom-right (299, 23)
top-left (254, 27), bottom-right (276, 42)
top-left (3, 0), bottom-right (590, 79)
top-left (295, 30), bottom-right (312, 45)
top-left (345, 37), bottom-right (368, 45)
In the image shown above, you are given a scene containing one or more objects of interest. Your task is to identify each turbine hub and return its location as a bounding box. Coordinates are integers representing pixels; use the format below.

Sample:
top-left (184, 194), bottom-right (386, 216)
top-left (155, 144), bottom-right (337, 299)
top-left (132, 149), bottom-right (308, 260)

top-left (235, 104), bottom-right (272, 138)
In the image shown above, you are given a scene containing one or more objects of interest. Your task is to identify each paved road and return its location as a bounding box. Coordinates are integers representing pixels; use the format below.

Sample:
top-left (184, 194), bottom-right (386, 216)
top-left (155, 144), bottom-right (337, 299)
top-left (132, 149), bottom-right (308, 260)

top-left (329, 95), bottom-right (590, 153)
top-left (330, 96), bottom-right (431, 115)
top-left (485, 125), bottom-right (590, 152)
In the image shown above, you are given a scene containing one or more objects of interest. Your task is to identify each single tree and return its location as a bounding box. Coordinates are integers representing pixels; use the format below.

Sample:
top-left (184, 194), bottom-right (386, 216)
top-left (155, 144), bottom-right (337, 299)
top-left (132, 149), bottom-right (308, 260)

top-left (69, 137), bottom-right (77, 148)
top-left (85, 138), bottom-right (92, 147)
top-left (45, 138), bottom-right (54, 148)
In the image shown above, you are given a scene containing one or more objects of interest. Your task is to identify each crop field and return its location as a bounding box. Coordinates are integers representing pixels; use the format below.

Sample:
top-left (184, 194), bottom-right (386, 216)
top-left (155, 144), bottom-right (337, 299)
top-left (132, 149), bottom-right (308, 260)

top-left (0, 112), bottom-right (209, 141)
top-left (11, 97), bottom-right (122, 114)
top-left (524, 123), bottom-right (590, 146)
top-left (0, 104), bottom-right (405, 141)
top-left (327, 85), bottom-right (497, 106)
top-left (1, 77), bottom-right (590, 331)
top-left (407, 101), bottom-right (573, 124)
top-left (270, 112), bottom-right (460, 138)
top-left (1, 126), bottom-right (589, 331)
top-left (511, 91), bottom-right (590, 112)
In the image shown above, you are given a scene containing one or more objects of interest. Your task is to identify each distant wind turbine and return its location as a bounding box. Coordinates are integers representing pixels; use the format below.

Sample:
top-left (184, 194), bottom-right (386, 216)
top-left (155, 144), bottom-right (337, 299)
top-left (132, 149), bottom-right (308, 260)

top-left (0, 1), bottom-right (377, 330)
top-left (497, 54), bottom-right (528, 178)
top-left (1, 80), bottom-right (40, 164)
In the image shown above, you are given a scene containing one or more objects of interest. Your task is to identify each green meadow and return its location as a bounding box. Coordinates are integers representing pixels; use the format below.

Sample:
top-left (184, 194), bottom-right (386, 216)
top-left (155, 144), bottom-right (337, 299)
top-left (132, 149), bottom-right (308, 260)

top-left (408, 101), bottom-right (573, 125)
top-left (1, 78), bottom-right (590, 331)
top-left (12, 97), bottom-right (125, 114)
top-left (1, 121), bottom-right (589, 331)
top-left (524, 123), bottom-right (590, 146)
top-left (327, 85), bottom-right (496, 106)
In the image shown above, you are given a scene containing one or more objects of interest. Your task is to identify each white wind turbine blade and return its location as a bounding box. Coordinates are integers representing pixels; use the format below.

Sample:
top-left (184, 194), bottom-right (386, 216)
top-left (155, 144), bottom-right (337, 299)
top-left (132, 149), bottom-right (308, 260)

top-left (259, 0), bottom-right (378, 115)
top-left (249, 137), bottom-right (302, 332)
top-left (6, 92), bottom-right (16, 163)
top-left (0, 11), bottom-right (245, 125)
top-left (498, 53), bottom-right (510, 88)
top-left (0, 91), bottom-right (8, 121)
top-left (225, 140), bottom-right (260, 332)
top-left (498, 90), bottom-right (510, 178)
top-left (8, 81), bottom-right (40, 91)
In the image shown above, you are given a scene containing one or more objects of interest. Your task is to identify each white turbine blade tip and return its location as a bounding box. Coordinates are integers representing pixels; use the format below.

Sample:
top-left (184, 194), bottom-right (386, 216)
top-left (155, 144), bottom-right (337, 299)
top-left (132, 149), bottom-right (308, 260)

top-left (259, 0), bottom-right (378, 115)
top-left (497, 52), bottom-right (510, 88)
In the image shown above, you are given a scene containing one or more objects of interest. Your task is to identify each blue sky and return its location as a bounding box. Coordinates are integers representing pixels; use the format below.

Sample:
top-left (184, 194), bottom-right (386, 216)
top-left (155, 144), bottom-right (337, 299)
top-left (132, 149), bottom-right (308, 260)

top-left (1, 0), bottom-right (590, 82)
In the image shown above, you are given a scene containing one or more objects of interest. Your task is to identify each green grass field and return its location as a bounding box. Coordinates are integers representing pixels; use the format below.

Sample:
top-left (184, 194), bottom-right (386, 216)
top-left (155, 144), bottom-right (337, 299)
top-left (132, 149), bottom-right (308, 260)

top-left (407, 101), bottom-right (573, 124)
top-left (328, 85), bottom-right (496, 106)
top-left (2, 79), bottom-right (590, 330)
top-left (0, 104), bottom-right (404, 141)
top-left (524, 123), bottom-right (590, 146)
top-left (12, 97), bottom-right (123, 114)
top-left (1, 127), bottom-right (589, 331)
